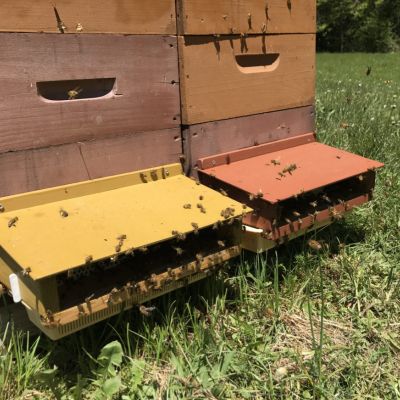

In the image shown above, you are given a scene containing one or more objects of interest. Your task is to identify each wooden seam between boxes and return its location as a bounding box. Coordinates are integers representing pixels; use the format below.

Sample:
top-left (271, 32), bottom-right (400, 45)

top-left (0, 129), bottom-right (182, 198)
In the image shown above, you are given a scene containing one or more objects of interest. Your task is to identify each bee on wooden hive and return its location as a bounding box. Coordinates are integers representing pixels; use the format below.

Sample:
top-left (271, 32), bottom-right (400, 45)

top-left (67, 86), bottom-right (82, 100)
top-left (21, 267), bottom-right (32, 277)
top-left (309, 200), bottom-right (318, 208)
top-left (183, 204), bottom-right (192, 209)
top-left (217, 240), bottom-right (225, 248)
top-left (220, 189), bottom-right (228, 197)
top-left (139, 172), bottom-right (148, 183)
top-left (282, 164), bottom-right (297, 175)
top-left (85, 255), bottom-right (93, 264)
top-left (191, 222), bottom-right (199, 234)
top-left (138, 246), bottom-right (148, 253)
top-left (321, 194), bottom-right (332, 204)
top-left (271, 159), bottom-right (281, 166)
top-left (0, 204), bottom-right (4, 212)
top-left (76, 22), bottom-right (83, 32)
top-left (59, 208), bottom-right (69, 218)
top-left (8, 217), bottom-right (18, 228)
top-left (256, 189), bottom-right (264, 198)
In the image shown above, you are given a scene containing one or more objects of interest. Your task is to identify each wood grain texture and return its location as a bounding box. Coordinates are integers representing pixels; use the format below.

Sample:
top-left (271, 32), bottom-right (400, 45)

top-left (0, 129), bottom-right (182, 197)
top-left (179, 34), bottom-right (315, 125)
top-left (0, 0), bottom-right (176, 34)
top-left (177, 0), bottom-right (316, 34)
top-left (0, 33), bottom-right (180, 153)
top-left (183, 106), bottom-right (315, 174)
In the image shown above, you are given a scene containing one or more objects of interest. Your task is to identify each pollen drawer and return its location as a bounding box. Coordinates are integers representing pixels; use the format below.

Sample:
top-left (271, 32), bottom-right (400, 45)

top-left (197, 133), bottom-right (384, 251)
top-left (179, 34), bottom-right (315, 125)
top-left (177, 0), bottom-right (316, 35)
top-left (0, 0), bottom-right (176, 34)
top-left (0, 33), bottom-right (180, 153)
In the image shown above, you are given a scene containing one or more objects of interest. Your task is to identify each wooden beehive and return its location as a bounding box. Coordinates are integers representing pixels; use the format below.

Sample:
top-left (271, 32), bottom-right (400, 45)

top-left (0, 1), bottom-right (384, 339)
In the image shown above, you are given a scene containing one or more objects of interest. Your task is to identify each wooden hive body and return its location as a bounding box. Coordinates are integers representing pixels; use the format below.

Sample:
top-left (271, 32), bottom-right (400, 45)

top-left (0, 1), bottom-right (384, 339)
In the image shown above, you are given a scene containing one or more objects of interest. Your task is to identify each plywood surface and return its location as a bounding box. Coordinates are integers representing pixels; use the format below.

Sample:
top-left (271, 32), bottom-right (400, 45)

top-left (0, 0), bottom-right (176, 34)
top-left (183, 106), bottom-right (315, 173)
top-left (178, 0), bottom-right (316, 35)
top-left (200, 141), bottom-right (384, 203)
top-left (179, 34), bottom-right (315, 124)
top-left (0, 33), bottom-right (179, 153)
top-left (0, 129), bottom-right (182, 197)
top-left (0, 164), bottom-right (244, 279)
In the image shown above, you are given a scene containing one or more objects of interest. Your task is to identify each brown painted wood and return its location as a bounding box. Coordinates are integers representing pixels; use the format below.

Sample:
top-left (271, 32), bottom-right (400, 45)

top-left (179, 34), bottom-right (315, 125)
top-left (0, 33), bottom-right (180, 153)
top-left (80, 129), bottom-right (182, 179)
top-left (177, 0), bottom-right (316, 35)
top-left (183, 106), bottom-right (315, 174)
top-left (0, 129), bottom-right (182, 197)
top-left (0, 144), bottom-right (89, 197)
top-left (0, 0), bottom-right (176, 34)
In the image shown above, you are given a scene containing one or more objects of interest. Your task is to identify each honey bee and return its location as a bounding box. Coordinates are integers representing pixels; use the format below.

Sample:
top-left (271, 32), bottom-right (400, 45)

top-left (183, 204), bottom-right (192, 209)
top-left (117, 234), bottom-right (127, 241)
top-left (0, 204), bottom-right (4, 212)
top-left (256, 189), bottom-right (264, 198)
top-left (249, 193), bottom-right (255, 201)
top-left (309, 201), bottom-right (318, 208)
top-left (177, 232), bottom-right (187, 241)
top-left (278, 172), bottom-right (286, 178)
top-left (308, 239), bottom-right (322, 251)
top-left (358, 175), bottom-right (364, 182)
top-left (199, 195), bottom-right (204, 201)
top-left (220, 189), bottom-right (228, 197)
top-left (138, 246), bottom-right (148, 253)
top-left (59, 208), bottom-right (69, 218)
top-left (282, 163), bottom-right (297, 175)
top-left (67, 86), bottom-right (82, 100)
top-left (8, 217), bottom-right (18, 228)
top-left (271, 159), bottom-right (281, 166)
top-left (139, 172), bottom-right (148, 183)
top-left (85, 294), bottom-right (94, 308)
top-left (115, 244), bottom-right (122, 253)
top-left (85, 255), bottom-right (93, 264)
top-left (271, 219), bottom-right (277, 227)
top-left (217, 240), bottom-right (225, 248)
top-left (173, 246), bottom-right (184, 255)
top-left (200, 207), bottom-right (206, 214)
top-left (76, 22), bottom-right (83, 32)
top-left (77, 304), bottom-right (85, 317)
top-left (139, 305), bottom-right (156, 317)
top-left (212, 221), bottom-right (220, 230)
top-left (191, 222), bottom-right (199, 234)
top-left (242, 204), bottom-right (247, 209)
top-left (46, 309), bottom-right (55, 323)
top-left (293, 211), bottom-right (301, 217)
top-left (21, 267), bottom-right (32, 277)
top-left (284, 218), bottom-right (292, 224)
top-left (321, 194), bottom-right (332, 204)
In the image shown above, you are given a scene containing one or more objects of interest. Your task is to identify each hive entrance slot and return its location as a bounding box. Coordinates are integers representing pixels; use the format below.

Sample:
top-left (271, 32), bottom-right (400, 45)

top-left (235, 53), bottom-right (280, 73)
top-left (36, 78), bottom-right (116, 101)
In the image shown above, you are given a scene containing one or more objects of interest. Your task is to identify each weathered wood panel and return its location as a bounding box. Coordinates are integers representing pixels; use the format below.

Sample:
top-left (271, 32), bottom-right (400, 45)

top-left (178, 0), bottom-right (316, 35)
top-left (0, 33), bottom-right (180, 153)
top-left (0, 129), bottom-right (182, 197)
top-left (80, 129), bottom-right (182, 179)
top-left (183, 106), bottom-right (315, 174)
top-left (0, 0), bottom-right (176, 34)
top-left (179, 34), bottom-right (315, 125)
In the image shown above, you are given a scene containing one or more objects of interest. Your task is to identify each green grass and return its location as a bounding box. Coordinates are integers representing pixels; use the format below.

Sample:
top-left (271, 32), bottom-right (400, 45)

top-left (1, 53), bottom-right (400, 399)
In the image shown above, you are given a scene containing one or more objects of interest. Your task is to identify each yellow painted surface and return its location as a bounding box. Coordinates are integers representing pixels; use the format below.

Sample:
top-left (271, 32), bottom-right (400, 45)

top-left (0, 164), bottom-right (244, 280)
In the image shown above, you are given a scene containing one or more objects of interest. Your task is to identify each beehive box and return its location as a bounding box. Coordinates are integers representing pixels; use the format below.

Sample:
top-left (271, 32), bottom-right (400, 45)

top-left (0, 9), bottom-right (181, 197)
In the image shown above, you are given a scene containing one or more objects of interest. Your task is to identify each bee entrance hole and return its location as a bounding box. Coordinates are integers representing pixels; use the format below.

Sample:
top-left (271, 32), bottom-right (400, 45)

top-left (36, 78), bottom-right (116, 101)
top-left (235, 53), bottom-right (280, 73)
